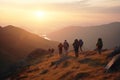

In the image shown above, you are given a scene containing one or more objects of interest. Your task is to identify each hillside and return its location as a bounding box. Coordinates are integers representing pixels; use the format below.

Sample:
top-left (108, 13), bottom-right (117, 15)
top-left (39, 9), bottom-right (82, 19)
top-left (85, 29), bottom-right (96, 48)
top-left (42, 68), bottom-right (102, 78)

top-left (7, 49), bottom-right (120, 80)
top-left (47, 22), bottom-right (120, 49)
top-left (0, 48), bottom-right (15, 74)
top-left (0, 25), bottom-right (57, 58)
top-left (0, 25), bottom-right (58, 77)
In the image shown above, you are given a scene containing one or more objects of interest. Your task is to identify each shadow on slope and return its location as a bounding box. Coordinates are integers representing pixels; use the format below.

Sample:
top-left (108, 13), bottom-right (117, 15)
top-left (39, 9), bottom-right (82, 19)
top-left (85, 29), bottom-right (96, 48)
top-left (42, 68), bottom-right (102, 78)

top-left (0, 48), bottom-right (50, 79)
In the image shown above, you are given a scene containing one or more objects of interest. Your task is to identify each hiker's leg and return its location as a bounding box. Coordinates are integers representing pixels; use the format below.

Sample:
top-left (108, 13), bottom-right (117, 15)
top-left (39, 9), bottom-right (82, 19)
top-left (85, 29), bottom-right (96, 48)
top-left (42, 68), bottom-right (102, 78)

top-left (99, 49), bottom-right (101, 54)
top-left (64, 49), bottom-right (66, 56)
top-left (80, 47), bottom-right (82, 54)
top-left (80, 47), bottom-right (82, 52)
top-left (66, 49), bottom-right (68, 56)
top-left (81, 47), bottom-right (83, 52)
top-left (75, 50), bottom-right (77, 57)
top-left (98, 48), bottom-right (101, 54)
top-left (75, 50), bottom-right (79, 57)
top-left (77, 53), bottom-right (79, 57)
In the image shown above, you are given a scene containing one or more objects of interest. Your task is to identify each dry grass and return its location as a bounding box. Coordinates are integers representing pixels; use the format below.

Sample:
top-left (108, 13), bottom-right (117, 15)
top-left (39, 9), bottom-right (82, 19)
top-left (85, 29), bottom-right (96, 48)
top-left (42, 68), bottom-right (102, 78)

top-left (9, 49), bottom-right (120, 80)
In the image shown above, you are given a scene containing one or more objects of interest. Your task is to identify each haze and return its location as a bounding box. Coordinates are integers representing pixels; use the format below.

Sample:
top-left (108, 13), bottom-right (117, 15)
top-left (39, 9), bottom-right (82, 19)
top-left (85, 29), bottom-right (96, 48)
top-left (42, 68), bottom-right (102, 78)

top-left (0, 0), bottom-right (120, 35)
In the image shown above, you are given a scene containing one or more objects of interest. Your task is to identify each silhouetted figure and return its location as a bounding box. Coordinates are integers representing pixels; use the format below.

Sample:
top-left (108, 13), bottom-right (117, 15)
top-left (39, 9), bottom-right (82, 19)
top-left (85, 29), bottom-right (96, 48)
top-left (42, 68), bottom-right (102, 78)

top-left (51, 48), bottom-right (55, 53)
top-left (58, 43), bottom-right (63, 57)
top-left (48, 48), bottom-right (51, 52)
top-left (73, 39), bottom-right (79, 57)
top-left (79, 39), bottom-right (84, 52)
top-left (63, 40), bottom-right (69, 55)
top-left (96, 38), bottom-right (103, 54)
top-left (48, 48), bottom-right (54, 56)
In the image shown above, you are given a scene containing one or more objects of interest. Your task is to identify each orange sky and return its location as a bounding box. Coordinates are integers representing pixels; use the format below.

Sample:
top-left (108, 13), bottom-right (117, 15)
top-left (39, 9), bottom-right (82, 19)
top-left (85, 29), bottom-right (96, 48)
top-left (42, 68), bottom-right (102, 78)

top-left (0, 0), bottom-right (120, 35)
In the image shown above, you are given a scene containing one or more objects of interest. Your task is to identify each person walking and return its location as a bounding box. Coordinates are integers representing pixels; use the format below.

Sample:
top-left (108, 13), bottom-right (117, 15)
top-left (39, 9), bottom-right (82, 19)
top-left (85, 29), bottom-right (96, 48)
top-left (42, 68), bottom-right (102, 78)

top-left (96, 38), bottom-right (103, 54)
top-left (79, 39), bottom-right (84, 52)
top-left (58, 43), bottom-right (63, 57)
top-left (73, 39), bottom-right (79, 57)
top-left (63, 40), bottom-right (69, 56)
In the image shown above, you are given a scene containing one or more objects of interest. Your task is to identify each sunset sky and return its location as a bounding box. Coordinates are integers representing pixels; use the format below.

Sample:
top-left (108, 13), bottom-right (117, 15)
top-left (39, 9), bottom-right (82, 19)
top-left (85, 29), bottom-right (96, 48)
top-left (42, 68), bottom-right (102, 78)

top-left (0, 0), bottom-right (120, 35)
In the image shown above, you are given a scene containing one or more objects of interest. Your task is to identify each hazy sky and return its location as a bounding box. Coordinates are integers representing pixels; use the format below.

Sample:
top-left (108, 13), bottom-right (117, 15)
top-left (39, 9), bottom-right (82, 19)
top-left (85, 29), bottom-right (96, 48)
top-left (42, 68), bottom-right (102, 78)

top-left (0, 0), bottom-right (120, 35)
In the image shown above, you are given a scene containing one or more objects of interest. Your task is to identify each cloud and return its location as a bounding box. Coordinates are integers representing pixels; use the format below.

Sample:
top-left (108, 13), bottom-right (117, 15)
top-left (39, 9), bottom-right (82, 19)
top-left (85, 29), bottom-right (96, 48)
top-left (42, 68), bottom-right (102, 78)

top-left (1, 0), bottom-right (120, 15)
top-left (50, 0), bottom-right (120, 14)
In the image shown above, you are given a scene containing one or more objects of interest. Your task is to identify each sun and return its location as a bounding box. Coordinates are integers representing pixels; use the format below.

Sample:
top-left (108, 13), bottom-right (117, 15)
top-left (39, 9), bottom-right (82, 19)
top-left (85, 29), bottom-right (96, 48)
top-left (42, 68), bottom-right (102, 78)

top-left (34, 11), bottom-right (46, 19)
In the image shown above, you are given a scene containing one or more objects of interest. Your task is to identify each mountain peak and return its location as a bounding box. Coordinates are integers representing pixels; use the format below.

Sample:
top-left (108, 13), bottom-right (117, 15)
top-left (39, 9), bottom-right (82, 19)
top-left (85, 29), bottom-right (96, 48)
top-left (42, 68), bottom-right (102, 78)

top-left (4, 25), bottom-right (17, 29)
top-left (0, 25), bottom-right (21, 32)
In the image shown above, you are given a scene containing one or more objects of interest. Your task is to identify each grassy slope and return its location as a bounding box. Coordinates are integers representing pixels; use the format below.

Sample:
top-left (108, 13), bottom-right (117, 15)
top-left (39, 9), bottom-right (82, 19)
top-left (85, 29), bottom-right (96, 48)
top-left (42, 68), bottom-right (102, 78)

top-left (8, 50), bottom-right (120, 80)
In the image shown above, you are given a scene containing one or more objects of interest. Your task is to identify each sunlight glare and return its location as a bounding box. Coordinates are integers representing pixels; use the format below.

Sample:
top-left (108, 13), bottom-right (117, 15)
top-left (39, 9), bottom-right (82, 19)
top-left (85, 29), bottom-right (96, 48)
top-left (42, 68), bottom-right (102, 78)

top-left (34, 11), bottom-right (46, 20)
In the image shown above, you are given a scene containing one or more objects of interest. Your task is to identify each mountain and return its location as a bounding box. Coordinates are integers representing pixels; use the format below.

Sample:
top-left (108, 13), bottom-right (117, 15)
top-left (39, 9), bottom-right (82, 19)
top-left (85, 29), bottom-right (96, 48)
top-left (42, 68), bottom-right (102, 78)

top-left (27, 48), bottom-right (49, 61)
top-left (0, 25), bottom-right (57, 59)
top-left (0, 25), bottom-right (58, 77)
top-left (7, 50), bottom-right (120, 80)
top-left (0, 48), bottom-right (15, 74)
top-left (47, 22), bottom-right (120, 49)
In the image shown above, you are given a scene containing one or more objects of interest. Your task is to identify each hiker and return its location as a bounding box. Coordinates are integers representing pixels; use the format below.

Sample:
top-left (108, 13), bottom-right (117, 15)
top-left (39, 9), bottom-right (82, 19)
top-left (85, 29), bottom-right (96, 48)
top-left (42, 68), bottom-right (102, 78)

top-left (73, 39), bottom-right (79, 57)
top-left (58, 43), bottom-right (63, 57)
top-left (48, 48), bottom-right (51, 52)
top-left (96, 38), bottom-right (103, 54)
top-left (51, 48), bottom-right (55, 54)
top-left (79, 39), bottom-right (84, 52)
top-left (63, 40), bottom-right (69, 55)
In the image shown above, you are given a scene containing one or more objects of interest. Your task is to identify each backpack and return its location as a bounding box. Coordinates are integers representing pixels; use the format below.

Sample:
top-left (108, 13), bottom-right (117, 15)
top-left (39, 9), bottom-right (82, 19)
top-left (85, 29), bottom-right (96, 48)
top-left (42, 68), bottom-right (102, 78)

top-left (64, 42), bottom-right (69, 49)
top-left (79, 40), bottom-right (83, 46)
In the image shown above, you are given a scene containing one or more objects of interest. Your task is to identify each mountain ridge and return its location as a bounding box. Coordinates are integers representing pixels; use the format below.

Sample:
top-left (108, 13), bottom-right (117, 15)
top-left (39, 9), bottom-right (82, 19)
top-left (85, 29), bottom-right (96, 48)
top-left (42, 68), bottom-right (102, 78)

top-left (0, 25), bottom-right (58, 78)
top-left (47, 22), bottom-right (120, 49)
top-left (0, 25), bottom-right (57, 58)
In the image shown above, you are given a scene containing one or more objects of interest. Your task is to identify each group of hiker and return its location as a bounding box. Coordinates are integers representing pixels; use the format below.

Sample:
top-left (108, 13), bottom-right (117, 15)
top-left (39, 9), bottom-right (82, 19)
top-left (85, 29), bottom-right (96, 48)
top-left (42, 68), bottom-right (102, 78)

top-left (54, 38), bottom-right (120, 72)
top-left (72, 39), bottom-right (84, 57)
top-left (58, 38), bottom-right (103, 57)
top-left (48, 48), bottom-right (55, 53)
top-left (58, 40), bottom-right (69, 57)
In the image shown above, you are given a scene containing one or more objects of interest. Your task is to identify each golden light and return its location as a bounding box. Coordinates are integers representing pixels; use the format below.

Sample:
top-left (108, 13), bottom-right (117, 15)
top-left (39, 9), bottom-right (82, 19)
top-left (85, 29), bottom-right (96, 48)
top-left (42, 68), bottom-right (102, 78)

top-left (34, 11), bottom-right (46, 20)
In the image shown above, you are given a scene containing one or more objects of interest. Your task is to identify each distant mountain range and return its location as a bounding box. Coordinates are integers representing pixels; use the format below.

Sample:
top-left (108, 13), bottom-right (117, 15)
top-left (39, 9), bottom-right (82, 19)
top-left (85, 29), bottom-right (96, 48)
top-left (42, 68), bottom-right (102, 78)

top-left (0, 25), bottom-right (58, 76)
top-left (47, 22), bottom-right (120, 49)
